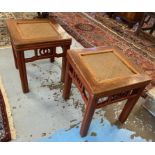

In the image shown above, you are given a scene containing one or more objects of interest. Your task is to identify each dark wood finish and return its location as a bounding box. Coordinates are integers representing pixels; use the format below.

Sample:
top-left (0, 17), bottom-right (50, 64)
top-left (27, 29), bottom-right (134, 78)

top-left (63, 46), bottom-right (151, 137)
top-left (136, 12), bottom-right (155, 35)
top-left (37, 12), bottom-right (49, 18)
top-left (50, 47), bottom-right (56, 62)
top-left (112, 12), bottom-right (144, 28)
top-left (63, 61), bottom-right (72, 99)
top-left (7, 19), bottom-right (72, 93)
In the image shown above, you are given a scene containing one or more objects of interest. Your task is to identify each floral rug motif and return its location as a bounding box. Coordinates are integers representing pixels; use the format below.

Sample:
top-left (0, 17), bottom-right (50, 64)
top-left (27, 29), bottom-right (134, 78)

top-left (50, 12), bottom-right (155, 90)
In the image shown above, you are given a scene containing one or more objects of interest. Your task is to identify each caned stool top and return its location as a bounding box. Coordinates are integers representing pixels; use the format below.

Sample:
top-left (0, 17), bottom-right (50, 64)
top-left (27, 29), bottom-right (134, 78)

top-left (68, 46), bottom-right (151, 95)
top-left (6, 19), bottom-right (72, 50)
top-left (80, 51), bottom-right (135, 81)
top-left (17, 22), bottom-right (59, 39)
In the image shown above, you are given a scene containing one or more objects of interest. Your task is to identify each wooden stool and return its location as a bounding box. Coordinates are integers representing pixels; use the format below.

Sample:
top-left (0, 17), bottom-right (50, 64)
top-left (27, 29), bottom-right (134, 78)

top-left (63, 46), bottom-right (151, 137)
top-left (6, 19), bottom-right (72, 93)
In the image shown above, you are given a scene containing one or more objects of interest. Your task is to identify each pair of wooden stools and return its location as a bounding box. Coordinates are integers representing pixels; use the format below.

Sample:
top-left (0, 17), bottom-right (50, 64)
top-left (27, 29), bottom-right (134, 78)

top-left (7, 19), bottom-right (151, 137)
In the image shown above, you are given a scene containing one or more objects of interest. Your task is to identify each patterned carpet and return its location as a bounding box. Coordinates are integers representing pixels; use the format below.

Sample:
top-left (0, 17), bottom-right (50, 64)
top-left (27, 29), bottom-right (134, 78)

top-left (87, 13), bottom-right (155, 59)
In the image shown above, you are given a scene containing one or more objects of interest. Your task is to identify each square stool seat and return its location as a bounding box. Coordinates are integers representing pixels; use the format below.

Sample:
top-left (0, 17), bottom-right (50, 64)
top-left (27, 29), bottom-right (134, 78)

top-left (7, 19), bottom-right (71, 49)
top-left (63, 46), bottom-right (151, 137)
top-left (7, 19), bottom-right (72, 93)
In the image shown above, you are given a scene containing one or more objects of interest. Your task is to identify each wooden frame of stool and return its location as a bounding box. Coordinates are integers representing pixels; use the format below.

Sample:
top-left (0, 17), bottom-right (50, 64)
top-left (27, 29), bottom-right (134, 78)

top-left (7, 19), bottom-right (72, 93)
top-left (63, 46), bottom-right (151, 137)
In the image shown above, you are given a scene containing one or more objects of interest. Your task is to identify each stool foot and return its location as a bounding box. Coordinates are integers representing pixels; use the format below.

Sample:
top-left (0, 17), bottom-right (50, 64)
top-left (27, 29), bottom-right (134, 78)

top-left (119, 97), bottom-right (138, 123)
top-left (80, 95), bottom-right (96, 137)
top-left (50, 57), bottom-right (55, 62)
top-left (23, 88), bottom-right (29, 93)
top-left (119, 87), bottom-right (145, 123)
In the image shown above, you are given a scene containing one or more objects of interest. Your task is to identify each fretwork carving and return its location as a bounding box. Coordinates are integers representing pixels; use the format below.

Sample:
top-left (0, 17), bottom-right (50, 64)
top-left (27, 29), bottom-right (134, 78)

top-left (96, 88), bottom-right (140, 108)
top-left (38, 48), bottom-right (51, 56)
top-left (25, 48), bottom-right (55, 63)
top-left (69, 65), bottom-right (89, 103)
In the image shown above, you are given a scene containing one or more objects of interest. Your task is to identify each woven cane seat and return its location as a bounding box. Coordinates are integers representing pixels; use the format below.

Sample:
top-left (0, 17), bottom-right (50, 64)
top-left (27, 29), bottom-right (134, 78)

top-left (80, 51), bottom-right (135, 82)
top-left (17, 22), bottom-right (58, 39)
top-left (6, 19), bottom-right (71, 49)
top-left (67, 46), bottom-right (150, 94)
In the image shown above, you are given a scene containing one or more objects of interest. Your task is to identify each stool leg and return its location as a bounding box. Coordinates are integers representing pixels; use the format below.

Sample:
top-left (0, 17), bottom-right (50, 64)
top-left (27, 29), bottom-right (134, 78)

top-left (80, 95), bottom-right (97, 137)
top-left (61, 57), bottom-right (66, 82)
top-left (11, 41), bottom-right (18, 69)
top-left (136, 14), bottom-right (146, 35)
top-left (61, 45), bottom-right (70, 82)
top-left (150, 22), bottom-right (155, 34)
top-left (119, 87), bottom-right (145, 123)
top-left (17, 51), bottom-right (29, 93)
top-left (50, 47), bottom-right (56, 63)
top-left (63, 61), bottom-right (72, 100)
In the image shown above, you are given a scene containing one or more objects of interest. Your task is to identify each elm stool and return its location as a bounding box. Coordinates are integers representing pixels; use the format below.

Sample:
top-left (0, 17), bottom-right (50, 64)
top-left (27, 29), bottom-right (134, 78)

top-left (63, 46), bottom-right (151, 137)
top-left (6, 19), bottom-right (72, 93)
